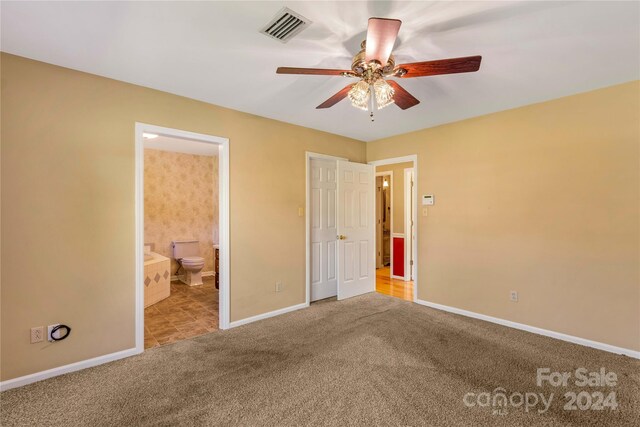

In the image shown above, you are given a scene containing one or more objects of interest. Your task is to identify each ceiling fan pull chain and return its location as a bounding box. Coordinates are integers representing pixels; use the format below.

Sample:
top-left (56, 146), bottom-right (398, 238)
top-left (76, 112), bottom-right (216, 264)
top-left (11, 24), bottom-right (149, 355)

top-left (370, 87), bottom-right (375, 122)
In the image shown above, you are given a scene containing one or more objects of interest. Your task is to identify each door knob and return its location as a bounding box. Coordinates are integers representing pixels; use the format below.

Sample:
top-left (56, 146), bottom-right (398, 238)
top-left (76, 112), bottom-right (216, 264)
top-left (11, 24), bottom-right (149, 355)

top-left (337, 235), bottom-right (347, 240)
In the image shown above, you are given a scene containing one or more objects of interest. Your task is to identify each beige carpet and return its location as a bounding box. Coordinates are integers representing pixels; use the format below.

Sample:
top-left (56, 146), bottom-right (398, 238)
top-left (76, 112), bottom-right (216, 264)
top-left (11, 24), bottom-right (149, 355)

top-left (2, 293), bottom-right (638, 426)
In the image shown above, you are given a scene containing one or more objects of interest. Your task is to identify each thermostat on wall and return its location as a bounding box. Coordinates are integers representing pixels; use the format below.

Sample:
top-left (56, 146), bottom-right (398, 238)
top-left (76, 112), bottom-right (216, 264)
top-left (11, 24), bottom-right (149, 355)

top-left (422, 195), bottom-right (434, 205)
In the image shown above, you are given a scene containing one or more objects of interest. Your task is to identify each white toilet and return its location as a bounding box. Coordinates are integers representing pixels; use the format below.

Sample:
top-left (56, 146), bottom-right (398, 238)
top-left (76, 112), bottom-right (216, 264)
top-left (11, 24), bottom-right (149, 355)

top-left (172, 240), bottom-right (205, 286)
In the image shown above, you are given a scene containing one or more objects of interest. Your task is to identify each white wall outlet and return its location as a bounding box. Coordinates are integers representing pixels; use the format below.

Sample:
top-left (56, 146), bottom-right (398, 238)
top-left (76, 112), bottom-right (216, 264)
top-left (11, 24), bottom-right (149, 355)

top-left (30, 326), bottom-right (44, 343)
top-left (275, 282), bottom-right (283, 293)
top-left (510, 291), bottom-right (518, 302)
top-left (298, 207), bottom-right (304, 217)
top-left (48, 324), bottom-right (61, 342)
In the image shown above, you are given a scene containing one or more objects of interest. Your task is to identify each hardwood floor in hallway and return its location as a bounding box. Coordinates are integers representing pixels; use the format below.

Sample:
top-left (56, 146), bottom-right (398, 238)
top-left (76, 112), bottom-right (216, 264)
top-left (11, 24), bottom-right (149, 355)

top-left (376, 267), bottom-right (413, 301)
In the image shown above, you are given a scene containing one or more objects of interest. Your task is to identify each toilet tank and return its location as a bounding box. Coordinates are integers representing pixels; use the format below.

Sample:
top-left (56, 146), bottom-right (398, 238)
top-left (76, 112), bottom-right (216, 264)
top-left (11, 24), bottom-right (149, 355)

top-left (172, 240), bottom-right (200, 259)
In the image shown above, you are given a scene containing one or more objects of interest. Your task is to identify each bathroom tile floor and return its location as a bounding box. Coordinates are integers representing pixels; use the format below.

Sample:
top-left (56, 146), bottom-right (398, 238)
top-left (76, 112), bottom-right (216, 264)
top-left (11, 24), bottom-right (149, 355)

top-left (144, 276), bottom-right (219, 349)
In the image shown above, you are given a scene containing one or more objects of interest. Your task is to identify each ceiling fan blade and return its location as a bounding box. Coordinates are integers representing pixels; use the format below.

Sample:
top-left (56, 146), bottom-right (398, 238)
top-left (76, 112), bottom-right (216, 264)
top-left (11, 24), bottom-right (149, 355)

top-left (396, 56), bottom-right (482, 78)
top-left (316, 85), bottom-right (354, 109)
top-left (365, 18), bottom-right (402, 65)
top-left (277, 67), bottom-right (352, 76)
top-left (387, 80), bottom-right (420, 110)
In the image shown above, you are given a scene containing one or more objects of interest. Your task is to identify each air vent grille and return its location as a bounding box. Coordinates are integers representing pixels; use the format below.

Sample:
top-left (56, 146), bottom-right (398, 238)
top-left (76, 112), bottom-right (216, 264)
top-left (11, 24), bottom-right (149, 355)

top-left (260, 8), bottom-right (311, 43)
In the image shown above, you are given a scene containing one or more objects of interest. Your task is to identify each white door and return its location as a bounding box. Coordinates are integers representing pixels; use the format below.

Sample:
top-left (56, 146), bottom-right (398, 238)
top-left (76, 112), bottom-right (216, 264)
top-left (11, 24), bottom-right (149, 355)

top-left (310, 159), bottom-right (338, 301)
top-left (337, 160), bottom-right (375, 300)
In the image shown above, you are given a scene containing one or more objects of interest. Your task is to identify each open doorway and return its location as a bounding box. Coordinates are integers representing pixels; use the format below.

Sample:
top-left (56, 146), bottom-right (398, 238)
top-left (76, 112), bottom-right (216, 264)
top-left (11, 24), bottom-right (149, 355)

top-left (135, 124), bottom-right (230, 353)
top-left (371, 157), bottom-right (417, 302)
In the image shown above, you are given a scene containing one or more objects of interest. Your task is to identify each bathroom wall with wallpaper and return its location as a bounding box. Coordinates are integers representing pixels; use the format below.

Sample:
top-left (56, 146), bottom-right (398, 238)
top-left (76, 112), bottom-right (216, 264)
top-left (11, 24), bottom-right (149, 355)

top-left (144, 148), bottom-right (218, 275)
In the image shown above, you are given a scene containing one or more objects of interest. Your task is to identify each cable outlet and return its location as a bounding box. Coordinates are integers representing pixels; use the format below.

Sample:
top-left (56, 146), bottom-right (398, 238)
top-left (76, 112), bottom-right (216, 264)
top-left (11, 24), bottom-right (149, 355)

top-left (510, 291), bottom-right (518, 302)
top-left (30, 326), bottom-right (45, 343)
top-left (48, 324), bottom-right (61, 342)
top-left (275, 282), bottom-right (283, 293)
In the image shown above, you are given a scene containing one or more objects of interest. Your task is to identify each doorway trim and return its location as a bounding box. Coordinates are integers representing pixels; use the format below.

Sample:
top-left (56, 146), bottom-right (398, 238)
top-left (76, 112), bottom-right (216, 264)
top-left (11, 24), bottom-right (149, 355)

top-left (135, 123), bottom-right (230, 353)
top-left (404, 167), bottom-right (415, 281)
top-left (375, 171), bottom-right (394, 274)
top-left (368, 155), bottom-right (419, 302)
top-left (305, 152), bottom-right (348, 306)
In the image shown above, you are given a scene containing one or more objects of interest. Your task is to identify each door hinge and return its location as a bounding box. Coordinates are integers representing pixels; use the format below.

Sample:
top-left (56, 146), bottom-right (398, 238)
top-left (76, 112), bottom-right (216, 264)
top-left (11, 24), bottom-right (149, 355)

top-left (410, 260), bottom-right (414, 266)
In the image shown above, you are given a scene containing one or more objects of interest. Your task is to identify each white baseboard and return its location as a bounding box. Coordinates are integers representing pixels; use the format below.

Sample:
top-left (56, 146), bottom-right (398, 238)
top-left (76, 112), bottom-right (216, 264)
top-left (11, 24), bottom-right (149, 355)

top-left (229, 302), bottom-right (308, 328)
top-left (390, 275), bottom-right (405, 280)
top-left (415, 299), bottom-right (640, 359)
top-left (0, 347), bottom-right (140, 392)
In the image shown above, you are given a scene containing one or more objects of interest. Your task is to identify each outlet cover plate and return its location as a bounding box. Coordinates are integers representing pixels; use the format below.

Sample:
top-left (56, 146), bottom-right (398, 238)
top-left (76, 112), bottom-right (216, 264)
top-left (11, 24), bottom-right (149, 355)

top-left (30, 326), bottom-right (44, 343)
top-left (47, 324), bottom-right (61, 342)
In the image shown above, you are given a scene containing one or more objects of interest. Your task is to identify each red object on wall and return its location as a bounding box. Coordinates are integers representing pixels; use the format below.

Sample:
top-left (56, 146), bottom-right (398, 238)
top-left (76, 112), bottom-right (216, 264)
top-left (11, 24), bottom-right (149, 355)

top-left (393, 236), bottom-right (405, 277)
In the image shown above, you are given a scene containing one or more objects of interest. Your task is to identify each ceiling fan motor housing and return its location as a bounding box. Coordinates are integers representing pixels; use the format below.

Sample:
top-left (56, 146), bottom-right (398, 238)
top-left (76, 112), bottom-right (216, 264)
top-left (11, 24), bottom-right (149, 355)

top-left (351, 41), bottom-right (396, 81)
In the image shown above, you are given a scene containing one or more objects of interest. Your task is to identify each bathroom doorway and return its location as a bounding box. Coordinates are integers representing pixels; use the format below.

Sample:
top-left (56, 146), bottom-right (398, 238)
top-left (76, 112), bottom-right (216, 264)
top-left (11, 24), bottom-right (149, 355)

top-left (135, 124), bottom-right (230, 353)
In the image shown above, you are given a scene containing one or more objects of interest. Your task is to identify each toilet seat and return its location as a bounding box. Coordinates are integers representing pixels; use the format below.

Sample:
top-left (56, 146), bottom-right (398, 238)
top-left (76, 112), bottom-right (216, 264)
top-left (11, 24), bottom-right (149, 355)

top-left (181, 256), bottom-right (204, 266)
top-left (181, 256), bottom-right (204, 262)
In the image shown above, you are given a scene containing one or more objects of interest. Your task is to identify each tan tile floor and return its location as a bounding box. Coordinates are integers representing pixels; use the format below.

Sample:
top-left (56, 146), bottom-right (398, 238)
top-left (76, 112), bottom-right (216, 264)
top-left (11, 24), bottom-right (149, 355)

top-left (144, 276), bottom-right (219, 349)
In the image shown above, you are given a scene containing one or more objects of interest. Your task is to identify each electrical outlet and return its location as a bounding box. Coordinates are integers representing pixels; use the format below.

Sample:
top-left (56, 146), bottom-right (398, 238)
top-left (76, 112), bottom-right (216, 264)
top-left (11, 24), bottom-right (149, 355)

top-left (275, 282), bottom-right (283, 293)
top-left (510, 291), bottom-right (518, 302)
top-left (30, 326), bottom-right (44, 344)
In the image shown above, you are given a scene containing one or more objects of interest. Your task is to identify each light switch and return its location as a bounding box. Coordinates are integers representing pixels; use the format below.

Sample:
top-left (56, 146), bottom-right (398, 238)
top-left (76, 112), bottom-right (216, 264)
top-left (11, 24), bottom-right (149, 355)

top-left (422, 207), bottom-right (428, 217)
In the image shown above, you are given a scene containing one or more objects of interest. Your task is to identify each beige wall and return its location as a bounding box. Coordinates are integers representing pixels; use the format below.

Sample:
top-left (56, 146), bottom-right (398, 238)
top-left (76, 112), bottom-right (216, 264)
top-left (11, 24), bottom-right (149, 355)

top-left (0, 54), bottom-right (365, 381)
top-left (368, 81), bottom-right (640, 351)
top-left (376, 162), bottom-right (413, 235)
top-left (144, 149), bottom-right (218, 273)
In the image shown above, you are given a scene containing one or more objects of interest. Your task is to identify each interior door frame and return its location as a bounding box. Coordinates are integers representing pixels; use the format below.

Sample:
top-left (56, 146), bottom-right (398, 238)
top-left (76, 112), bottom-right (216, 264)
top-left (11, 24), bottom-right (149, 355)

top-left (135, 123), bottom-right (231, 354)
top-left (305, 152), bottom-right (348, 306)
top-left (375, 171), bottom-right (394, 274)
top-left (404, 167), bottom-right (415, 281)
top-left (368, 155), bottom-right (419, 302)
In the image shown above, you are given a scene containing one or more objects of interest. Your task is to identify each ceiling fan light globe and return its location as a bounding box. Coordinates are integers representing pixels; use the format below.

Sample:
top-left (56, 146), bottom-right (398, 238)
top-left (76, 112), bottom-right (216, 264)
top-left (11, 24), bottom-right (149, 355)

top-left (373, 79), bottom-right (395, 110)
top-left (377, 98), bottom-right (395, 110)
top-left (348, 80), bottom-right (371, 110)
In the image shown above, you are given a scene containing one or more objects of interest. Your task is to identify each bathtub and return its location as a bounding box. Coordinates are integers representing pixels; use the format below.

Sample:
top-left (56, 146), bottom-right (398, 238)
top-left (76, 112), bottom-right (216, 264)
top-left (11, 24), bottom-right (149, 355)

top-left (144, 252), bottom-right (171, 307)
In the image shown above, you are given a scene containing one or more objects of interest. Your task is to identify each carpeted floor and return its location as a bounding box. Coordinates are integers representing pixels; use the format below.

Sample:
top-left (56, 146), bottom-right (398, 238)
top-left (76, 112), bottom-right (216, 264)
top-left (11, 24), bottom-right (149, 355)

top-left (2, 293), bottom-right (638, 426)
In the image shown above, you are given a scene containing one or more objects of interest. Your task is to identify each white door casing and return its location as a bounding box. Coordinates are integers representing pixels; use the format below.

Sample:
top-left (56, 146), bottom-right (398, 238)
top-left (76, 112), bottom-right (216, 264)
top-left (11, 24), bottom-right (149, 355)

top-left (337, 160), bottom-right (375, 300)
top-left (375, 176), bottom-right (383, 269)
top-left (404, 168), bottom-right (415, 281)
top-left (310, 158), bottom-right (338, 301)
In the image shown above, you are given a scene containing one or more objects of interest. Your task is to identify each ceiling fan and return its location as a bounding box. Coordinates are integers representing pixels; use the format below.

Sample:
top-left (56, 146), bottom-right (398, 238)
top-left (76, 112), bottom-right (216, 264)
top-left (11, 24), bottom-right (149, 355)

top-left (276, 18), bottom-right (482, 115)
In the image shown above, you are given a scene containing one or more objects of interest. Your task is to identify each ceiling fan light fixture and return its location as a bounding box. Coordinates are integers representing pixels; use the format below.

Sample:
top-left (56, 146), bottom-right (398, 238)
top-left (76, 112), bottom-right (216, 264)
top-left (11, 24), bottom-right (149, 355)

top-left (374, 79), bottom-right (395, 109)
top-left (348, 80), bottom-right (370, 111)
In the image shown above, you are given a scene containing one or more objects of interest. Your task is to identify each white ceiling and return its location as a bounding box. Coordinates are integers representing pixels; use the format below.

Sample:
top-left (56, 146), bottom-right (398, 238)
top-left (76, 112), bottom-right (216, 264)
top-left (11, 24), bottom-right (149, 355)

top-left (2, 1), bottom-right (638, 141)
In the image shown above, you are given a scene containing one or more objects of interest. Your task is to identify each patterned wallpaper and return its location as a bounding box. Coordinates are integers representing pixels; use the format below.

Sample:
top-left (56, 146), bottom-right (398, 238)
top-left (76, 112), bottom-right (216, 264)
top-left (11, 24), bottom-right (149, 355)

top-left (144, 149), bottom-right (218, 274)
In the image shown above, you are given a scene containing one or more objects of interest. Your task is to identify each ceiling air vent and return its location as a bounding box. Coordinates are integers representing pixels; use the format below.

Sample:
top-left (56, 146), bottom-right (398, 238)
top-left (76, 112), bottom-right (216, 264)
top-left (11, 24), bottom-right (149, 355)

top-left (260, 7), bottom-right (311, 43)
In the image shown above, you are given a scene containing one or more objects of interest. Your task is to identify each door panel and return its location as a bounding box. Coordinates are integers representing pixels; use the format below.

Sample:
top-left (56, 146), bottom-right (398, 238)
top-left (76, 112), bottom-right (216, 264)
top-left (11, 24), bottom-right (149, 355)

top-left (337, 160), bottom-right (375, 300)
top-left (310, 159), bottom-right (338, 301)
